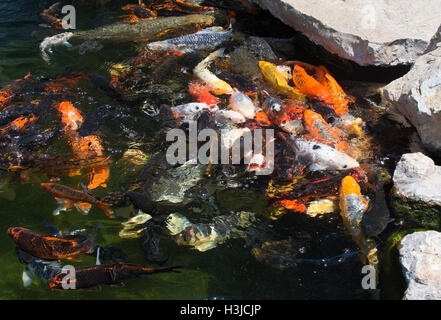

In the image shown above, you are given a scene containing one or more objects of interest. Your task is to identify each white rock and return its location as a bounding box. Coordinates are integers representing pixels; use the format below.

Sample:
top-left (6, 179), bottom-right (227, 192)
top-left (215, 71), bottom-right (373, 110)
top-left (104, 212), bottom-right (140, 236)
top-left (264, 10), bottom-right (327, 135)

top-left (393, 153), bottom-right (441, 205)
top-left (251, 0), bottom-right (441, 66)
top-left (399, 231), bottom-right (441, 300)
top-left (384, 46), bottom-right (441, 152)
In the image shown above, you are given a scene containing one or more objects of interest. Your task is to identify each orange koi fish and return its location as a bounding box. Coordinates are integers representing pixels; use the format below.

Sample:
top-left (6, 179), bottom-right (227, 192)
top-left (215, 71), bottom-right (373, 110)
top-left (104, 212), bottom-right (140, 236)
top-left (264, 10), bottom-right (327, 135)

top-left (303, 109), bottom-right (350, 152)
top-left (292, 64), bottom-right (352, 115)
top-left (56, 101), bottom-right (84, 132)
top-left (0, 115), bottom-right (38, 134)
top-left (188, 80), bottom-right (220, 105)
top-left (45, 73), bottom-right (85, 93)
top-left (40, 183), bottom-right (114, 218)
top-left (70, 135), bottom-right (104, 160)
top-left (85, 164), bottom-right (110, 190)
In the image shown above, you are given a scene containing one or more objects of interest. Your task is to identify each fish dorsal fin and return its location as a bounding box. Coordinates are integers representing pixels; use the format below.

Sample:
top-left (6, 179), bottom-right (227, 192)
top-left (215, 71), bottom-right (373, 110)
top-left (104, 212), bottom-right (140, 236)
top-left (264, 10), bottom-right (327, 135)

top-left (42, 220), bottom-right (61, 237)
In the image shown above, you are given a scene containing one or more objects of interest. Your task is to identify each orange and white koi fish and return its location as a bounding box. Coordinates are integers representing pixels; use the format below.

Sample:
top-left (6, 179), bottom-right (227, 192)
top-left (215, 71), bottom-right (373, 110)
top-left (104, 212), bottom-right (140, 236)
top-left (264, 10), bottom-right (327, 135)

top-left (303, 109), bottom-right (350, 152)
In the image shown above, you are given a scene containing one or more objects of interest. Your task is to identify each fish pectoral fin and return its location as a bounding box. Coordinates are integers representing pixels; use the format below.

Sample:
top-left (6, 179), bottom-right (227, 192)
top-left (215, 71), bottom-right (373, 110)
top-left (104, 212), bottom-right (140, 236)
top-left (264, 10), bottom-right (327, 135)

top-left (74, 202), bottom-right (92, 215)
top-left (309, 163), bottom-right (326, 171)
top-left (53, 199), bottom-right (73, 216)
top-left (22, 268), bottom-right (34, 287)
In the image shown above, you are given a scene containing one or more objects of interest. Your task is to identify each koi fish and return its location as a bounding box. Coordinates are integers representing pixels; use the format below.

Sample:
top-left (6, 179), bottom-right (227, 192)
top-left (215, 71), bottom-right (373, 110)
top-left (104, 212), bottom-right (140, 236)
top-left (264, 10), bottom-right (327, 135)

top-left (55, 101), bottom-right (84, 132)
top-left (193, 48), bottom-right (235, 95)
top-left (146, 24), bottom-right (232, 52)
top-left (292, 64), bottom-right (352, 115)
top-left (188, 81), bottom-right (220, 105)
top-left (8, 227), bottom-right (96, 260)
top-left (259, 61), bottom-right (306, 103)
top-left (293, 138), bottom-right (359, 172)
top-left (85, 164), bottom-right (110, 190)
top-left (263, 95), bottom-right (304, 134)
top-left (152, 0), bottom-right (215, 14)
top-left (213, 109), bottom-right (246, 124)
top-left (16, 248), bottom-right (63, 287)
top-left (70, 135), bottom-right (105, 160)
top-left (303, 109), bottom-right (349, 152)
top-left (40, 14), bottom-right (215, 62)
top-left (0, 115), bottom-right (38, 134)
top-left (229, 91), bottom-right (257, 119)
top-left (339, 176), bottom-right (378, 266)
top-left (40, 183), bottom-right (114, 218)
top-left (39, 32), bottom-right (73, 62)
top-left (171, 103), bottom-right (218, 121)
top-left (40, 2), bottom-right (63, 29)
top-left (47, 262), bottom-right (181, 290)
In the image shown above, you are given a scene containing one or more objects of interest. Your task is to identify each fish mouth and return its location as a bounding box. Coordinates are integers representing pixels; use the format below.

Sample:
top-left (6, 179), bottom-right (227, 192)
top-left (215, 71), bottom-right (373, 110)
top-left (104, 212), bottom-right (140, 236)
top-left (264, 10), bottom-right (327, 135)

top-left (7, 227), bottom-right (23, 239)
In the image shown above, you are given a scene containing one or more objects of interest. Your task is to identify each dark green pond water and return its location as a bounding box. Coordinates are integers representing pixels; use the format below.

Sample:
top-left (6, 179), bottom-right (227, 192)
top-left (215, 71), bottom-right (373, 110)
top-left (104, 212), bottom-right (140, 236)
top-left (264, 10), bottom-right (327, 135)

top-left (0, 0), bottom-right (409, 300)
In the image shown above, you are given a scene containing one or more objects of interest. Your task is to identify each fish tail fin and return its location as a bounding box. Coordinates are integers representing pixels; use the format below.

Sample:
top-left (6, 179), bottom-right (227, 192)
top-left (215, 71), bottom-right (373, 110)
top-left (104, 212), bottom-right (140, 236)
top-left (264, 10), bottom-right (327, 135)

top-left (97, 202), bottom-right (114, 218)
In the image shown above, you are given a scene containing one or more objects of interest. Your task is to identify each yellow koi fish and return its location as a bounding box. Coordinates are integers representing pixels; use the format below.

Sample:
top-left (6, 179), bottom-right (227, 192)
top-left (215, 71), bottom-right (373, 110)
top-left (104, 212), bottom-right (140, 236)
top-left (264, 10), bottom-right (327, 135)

top-left (258, 61), bottom-right (306, 103)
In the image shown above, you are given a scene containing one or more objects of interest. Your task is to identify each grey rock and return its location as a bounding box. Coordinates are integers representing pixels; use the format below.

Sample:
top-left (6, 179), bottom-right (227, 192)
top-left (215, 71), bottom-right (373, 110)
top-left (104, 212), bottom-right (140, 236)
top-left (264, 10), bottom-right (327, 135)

top-left (251, 0), bottom-right (441, 66)
top-left (383, 47), bottom-right (441, 152)
top-left (399, 231), bottom-right (441, 300)
top-left (393, 153), bottom-right (441, 206)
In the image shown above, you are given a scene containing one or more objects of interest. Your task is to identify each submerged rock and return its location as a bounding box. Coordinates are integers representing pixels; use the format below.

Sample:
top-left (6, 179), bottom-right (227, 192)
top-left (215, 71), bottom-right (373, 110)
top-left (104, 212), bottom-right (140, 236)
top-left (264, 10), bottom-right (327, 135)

top-left (391, 153), bottom-right (441, 229)
top-left (251, 0), bottom-right (441, 66)
top-left (399, 231), bottom-right (441, 300)
top-left (150, 161), bottom-right (206, 204)
top-left (166, 211), bottom-right (256, 252)
top-left (383, 46), bottom-right (441, 152)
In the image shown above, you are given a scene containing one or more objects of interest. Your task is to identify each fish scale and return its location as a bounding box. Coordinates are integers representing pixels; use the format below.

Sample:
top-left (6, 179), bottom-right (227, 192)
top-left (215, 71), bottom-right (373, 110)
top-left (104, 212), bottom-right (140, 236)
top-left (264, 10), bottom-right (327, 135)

top-left (147, 27), bottom-right (232, 52)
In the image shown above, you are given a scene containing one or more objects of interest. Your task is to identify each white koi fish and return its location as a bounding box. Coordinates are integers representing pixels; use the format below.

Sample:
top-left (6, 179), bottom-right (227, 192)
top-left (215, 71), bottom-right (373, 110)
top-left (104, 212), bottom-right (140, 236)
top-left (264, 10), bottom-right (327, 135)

top-left (229, 91), bottom-right (257, 119)
top-left (293, 138), bottom-right (359, 171)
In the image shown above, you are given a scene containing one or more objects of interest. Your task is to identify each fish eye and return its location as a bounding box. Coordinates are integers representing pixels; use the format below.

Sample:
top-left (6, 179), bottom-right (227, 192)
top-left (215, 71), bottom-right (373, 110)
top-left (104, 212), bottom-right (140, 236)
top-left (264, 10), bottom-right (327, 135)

top-left (343, 165), bottom-right (348, 168)
top-left (313, 145), bottom-right (320, 150)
